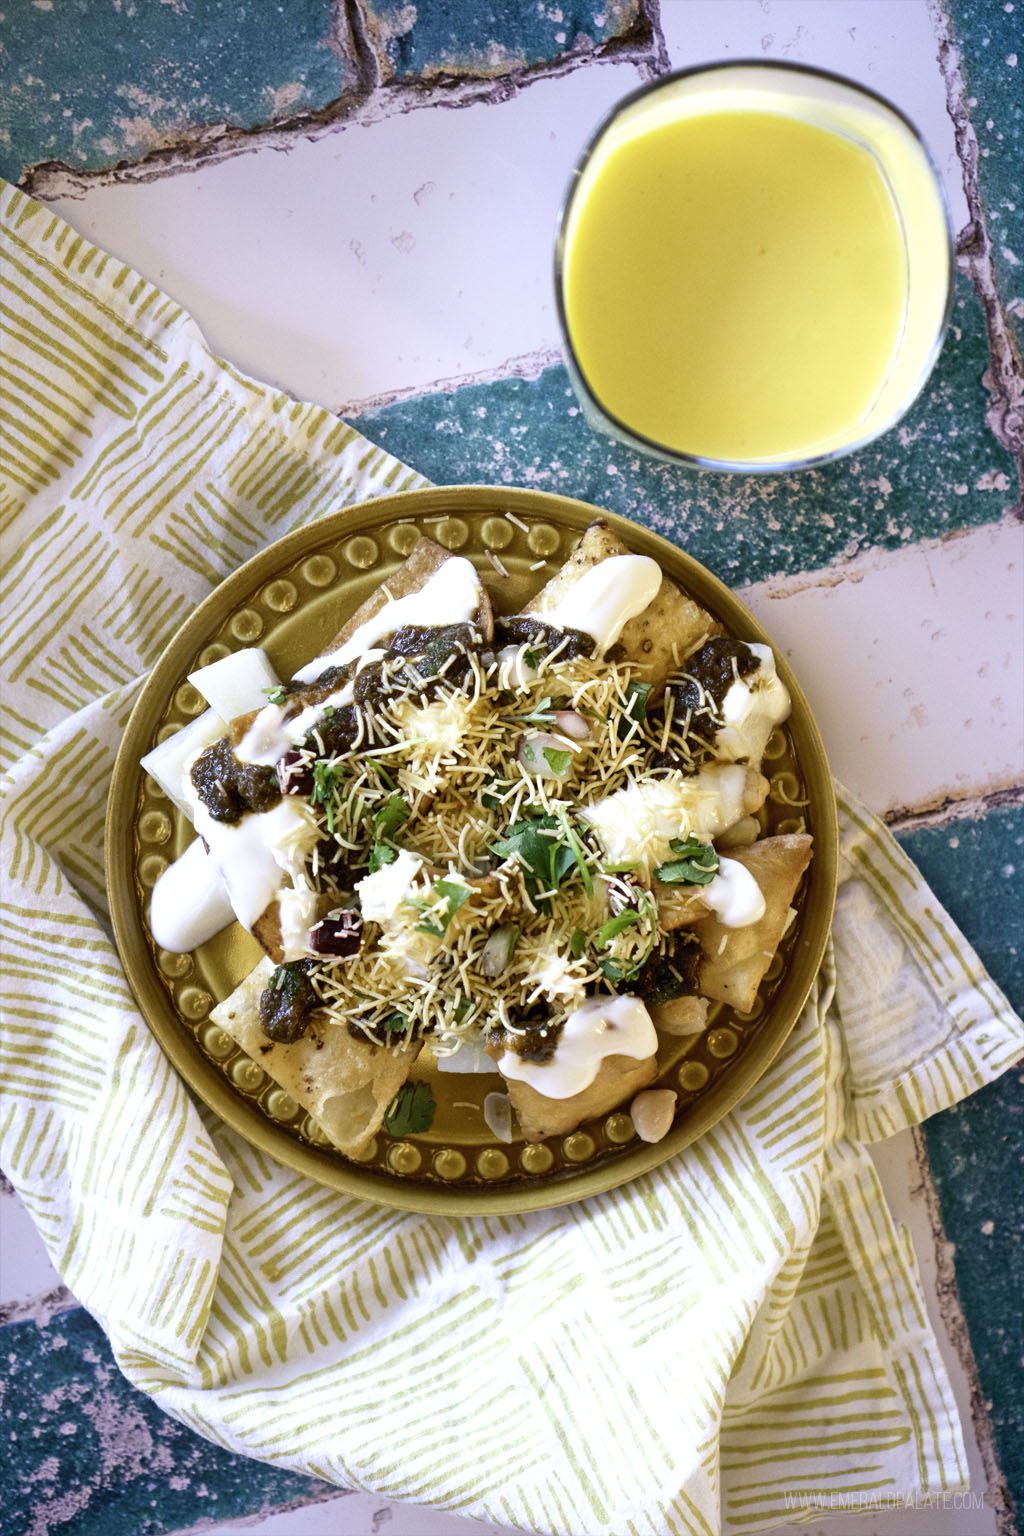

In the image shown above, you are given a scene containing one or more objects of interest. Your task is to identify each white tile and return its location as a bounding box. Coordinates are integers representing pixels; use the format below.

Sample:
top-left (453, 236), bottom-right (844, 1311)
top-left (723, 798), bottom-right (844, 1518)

top-left (0, 1184), bottom-right (66, 1308)
top-left (46, 1), bottom-right (965, 421)
top-left (168, 1491), bottom-right (521, 1536)
top-left (740, 521), bottom-right (1024, 817)
top-left (49, 64), bottom-right (638, 412)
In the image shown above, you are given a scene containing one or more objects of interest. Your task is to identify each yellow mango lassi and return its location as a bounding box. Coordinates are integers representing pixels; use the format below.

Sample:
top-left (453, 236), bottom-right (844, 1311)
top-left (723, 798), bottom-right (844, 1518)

top-left (557, 67), bottom-right (952, 469)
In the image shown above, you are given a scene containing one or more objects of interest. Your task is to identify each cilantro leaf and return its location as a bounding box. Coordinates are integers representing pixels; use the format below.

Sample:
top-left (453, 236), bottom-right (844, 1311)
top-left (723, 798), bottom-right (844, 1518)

top-left (596, 889), bottom-right (659, 984)
top-left (436, 878), bottom-right (471, 918)
top-left (311, 761), bottom-right (343, 833)
top-left (413, 878), bottom-right (472, 936)
top-left (384, 1081), bottom-right (436, 1136)
top-left (557, 806), bottom-right (593, 897)
top-left (369, 842), bottom-right (399, 874)
top-left (491, 816), bottom-right (576, 904)
top-left (366, 792), bottom-right (410, 871)
top-left (599, 956), bottom-right (630, 983)
top-left (569, 927), bottom-right (586, 960)
top-left (617, 680), bottom-right (652, 740)
top-left (374, 793), bottom-right (410, 842)
top-left (542, 746), bottom-right (572, 776)
top-left (653, 836), bottom-right (720, 886)
top-left (596, 909), bottom-right (641, 947)
top-left (516, 696), bottom-right (552, 722)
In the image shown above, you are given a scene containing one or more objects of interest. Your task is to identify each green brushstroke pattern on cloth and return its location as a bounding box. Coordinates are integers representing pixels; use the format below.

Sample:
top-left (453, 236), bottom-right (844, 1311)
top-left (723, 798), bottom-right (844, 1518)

top-left (1, 181), bottom-right (1022, 1536)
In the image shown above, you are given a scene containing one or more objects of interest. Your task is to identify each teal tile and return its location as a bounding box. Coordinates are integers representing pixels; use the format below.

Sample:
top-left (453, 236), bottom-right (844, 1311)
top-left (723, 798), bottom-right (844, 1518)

top-left (0, 1304), bottom-right (332, 1535)
top-left (364, 0), bottom-right (643, 81)
top-left (899, 803), bottom-right (1024, 1527)
top-left (0, 0), bottom-right (351, 184)
top-left (924, 1069), bottom-right (1024, 1529)
top-left (350, 273), bottom-right (1015, 587)
top-left (946, 0), bottom-right (1023, 353)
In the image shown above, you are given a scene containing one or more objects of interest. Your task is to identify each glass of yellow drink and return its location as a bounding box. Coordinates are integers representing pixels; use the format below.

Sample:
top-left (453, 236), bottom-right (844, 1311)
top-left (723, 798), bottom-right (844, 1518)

top-left (555, 61), bottom-right (954, 473)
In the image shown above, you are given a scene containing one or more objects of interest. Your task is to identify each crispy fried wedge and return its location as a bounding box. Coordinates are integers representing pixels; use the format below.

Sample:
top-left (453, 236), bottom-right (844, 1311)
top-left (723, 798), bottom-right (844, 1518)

top-left (694, 834), bottom-right (813, 1012)
top-left (523, 519), bottom-right (720, 689)
top-left (325, 535), bottom-right (493, 654)
top-left (210, 956), bottom-right (419, 1157)
top-left (495, 1053), bottom-right (658, 1142)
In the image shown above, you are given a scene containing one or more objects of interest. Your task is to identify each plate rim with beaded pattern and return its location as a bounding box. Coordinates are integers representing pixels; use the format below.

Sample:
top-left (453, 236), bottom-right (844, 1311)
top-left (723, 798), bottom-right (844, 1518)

top-left (107, 484), bottom-right (838, 1215)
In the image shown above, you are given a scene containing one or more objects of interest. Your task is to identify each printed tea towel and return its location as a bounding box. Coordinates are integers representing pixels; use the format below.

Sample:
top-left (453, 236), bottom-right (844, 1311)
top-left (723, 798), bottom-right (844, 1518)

top-left (2, 181), bottom-right (1022, 1536)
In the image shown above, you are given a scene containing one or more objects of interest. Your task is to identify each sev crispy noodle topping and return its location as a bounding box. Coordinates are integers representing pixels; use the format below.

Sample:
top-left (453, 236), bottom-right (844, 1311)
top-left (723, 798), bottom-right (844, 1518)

top-left (291, 626), bottom-right (734, 1053)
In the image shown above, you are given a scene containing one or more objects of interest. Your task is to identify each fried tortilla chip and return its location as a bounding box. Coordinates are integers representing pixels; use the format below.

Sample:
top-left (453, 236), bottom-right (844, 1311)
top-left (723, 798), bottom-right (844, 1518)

top-left (210, 956), bottom-right (419, 1156)
top-left (523, 519), bottom-right (720, 689)
top-left (253, 891), bottom-right (338, 967)
top-left (695, 834), bottom-right (813, 1012)
top-left (325, 535), bottom-right (493, 655)
top-left (498, 1052), bottom-right (658, 1142)
top-left (653, 881), bottom-right (710, 930)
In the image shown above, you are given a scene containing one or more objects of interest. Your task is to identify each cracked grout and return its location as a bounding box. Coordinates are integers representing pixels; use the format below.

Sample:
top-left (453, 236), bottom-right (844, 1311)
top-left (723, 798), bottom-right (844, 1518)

top-left (19, 4), bottom-right (662, 202)
top-left (884, 783), bottom-right (1024, 835)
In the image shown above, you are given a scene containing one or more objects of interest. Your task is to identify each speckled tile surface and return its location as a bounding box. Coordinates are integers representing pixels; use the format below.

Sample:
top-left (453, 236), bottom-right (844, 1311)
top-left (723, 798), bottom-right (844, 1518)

top-left (945, 0), bottom-right (1023, 351)
top-left (1, 1), bottom-right (1022, 1535)
top-left (0, 1302), bottom-right (338, 1536)
top-left (0, 0), bottom-right (354, 182)
top-left (900, 806), bottom-right (1024, 1521)
top-left (362, 0), bottom-right (646, 82)
top-left (347, 275), bottom-right (1016, 588)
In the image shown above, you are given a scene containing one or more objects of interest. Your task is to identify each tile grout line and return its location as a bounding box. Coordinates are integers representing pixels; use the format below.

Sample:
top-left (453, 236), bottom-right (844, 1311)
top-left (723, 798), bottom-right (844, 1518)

top-left (910, 1125), bottom-right (1018, 1535)
top-left (334, 346), bottom-right (566, 416)
top-left (885, 784), bottom-right (1024, 836)
top-left (19, 5), bottom-right (662, 202)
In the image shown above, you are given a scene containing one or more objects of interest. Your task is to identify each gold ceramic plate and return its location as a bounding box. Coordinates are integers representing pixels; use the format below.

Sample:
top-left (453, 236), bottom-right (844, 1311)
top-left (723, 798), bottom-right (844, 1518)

top-left (108, 486), bottom-right (837, 1214)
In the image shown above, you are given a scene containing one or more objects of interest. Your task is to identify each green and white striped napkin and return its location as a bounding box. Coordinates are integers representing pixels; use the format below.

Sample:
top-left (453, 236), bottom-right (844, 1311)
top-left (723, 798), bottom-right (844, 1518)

top-left (2, 180), bottom-right (1021, 1536)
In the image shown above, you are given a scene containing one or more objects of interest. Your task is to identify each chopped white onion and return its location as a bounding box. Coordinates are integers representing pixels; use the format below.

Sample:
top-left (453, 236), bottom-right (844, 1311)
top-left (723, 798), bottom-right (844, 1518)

top-left (553, 710), bottom-right (591, 740)
top-left (483, 1091), bottom-right (514, 1143)
top-left (140, 709), bottom-right (226, 819)
top-left (516, 732), bottom-right (576, 779)
top-left (187, 647), bottom-right (281, 723)
top-left (477, 923), bottom-right (519, 978)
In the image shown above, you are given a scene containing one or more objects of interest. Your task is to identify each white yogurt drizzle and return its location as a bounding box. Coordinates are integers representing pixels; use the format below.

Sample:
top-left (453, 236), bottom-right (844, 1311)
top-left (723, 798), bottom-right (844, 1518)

top-left (291, 555), bottom-right (483, 684)
top-left (237, 555), bottom-right (485, 768)
top-left (541, 554), bottom-right (662, 652)
top-left (234, 679), bottom-right (356, 767)
top-left (497, 994), bottom-right (657, 1099)
top-left (277, 882), bottom-right (321, 960)
top-left (184, 784), bottom-right (315, 935)
top-left (702, 856), bottom-right (766, 927)
top-left (170, 559), bottom-right (485, 955)
top-left (149, 836), bottom-right (237, 953)
top-left (717, 643), bottom-right (791, 762)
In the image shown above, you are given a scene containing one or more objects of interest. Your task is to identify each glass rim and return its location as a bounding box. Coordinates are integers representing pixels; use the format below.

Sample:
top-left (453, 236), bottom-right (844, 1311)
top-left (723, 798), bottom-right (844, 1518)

top-left (553, 58), bottom-right (957, 476)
